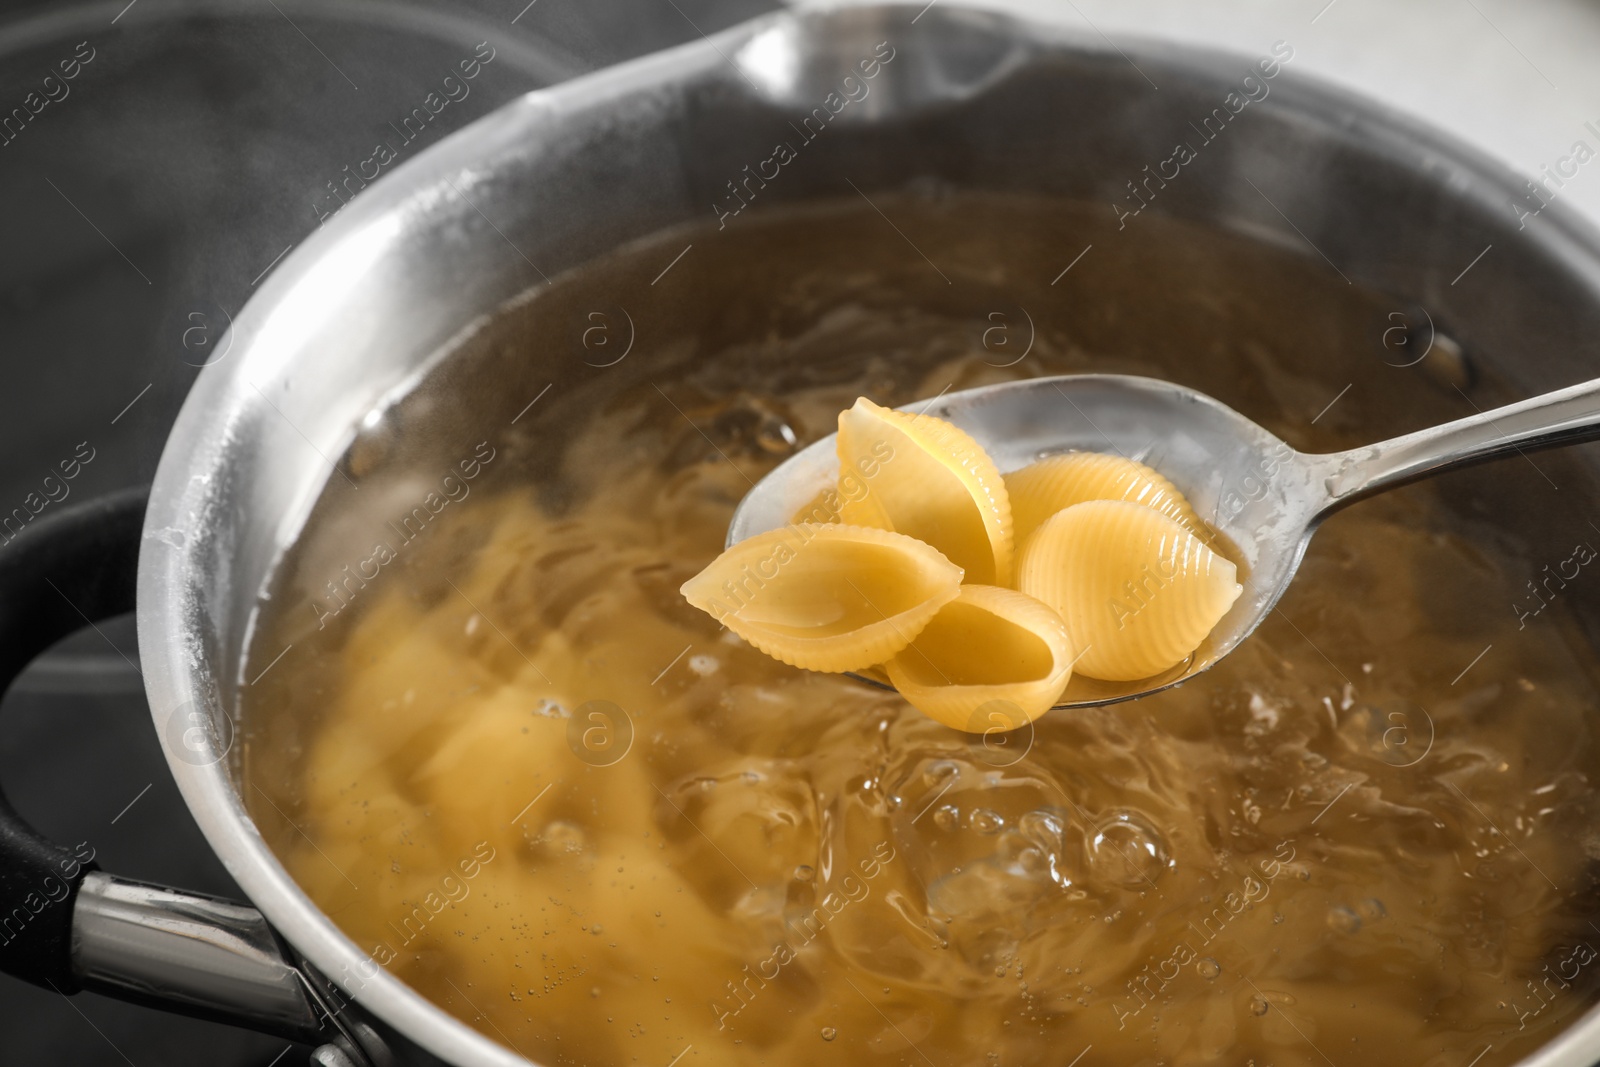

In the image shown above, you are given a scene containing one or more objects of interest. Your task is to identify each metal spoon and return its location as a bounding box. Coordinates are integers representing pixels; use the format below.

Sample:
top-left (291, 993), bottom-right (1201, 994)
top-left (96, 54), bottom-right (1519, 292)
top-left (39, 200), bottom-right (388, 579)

top-left (727, 373), bottom-right (1600, 709)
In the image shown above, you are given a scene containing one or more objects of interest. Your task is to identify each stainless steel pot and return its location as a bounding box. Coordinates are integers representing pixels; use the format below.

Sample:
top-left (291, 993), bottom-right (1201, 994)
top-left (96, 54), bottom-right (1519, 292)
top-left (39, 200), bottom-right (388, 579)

top-left (3, 3), bottom-right (1599, 1065)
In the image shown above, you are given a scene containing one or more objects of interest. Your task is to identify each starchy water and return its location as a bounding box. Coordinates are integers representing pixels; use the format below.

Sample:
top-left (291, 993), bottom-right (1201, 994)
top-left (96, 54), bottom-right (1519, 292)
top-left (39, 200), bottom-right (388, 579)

top-left (242, 195), bottom-right (1600, 1067)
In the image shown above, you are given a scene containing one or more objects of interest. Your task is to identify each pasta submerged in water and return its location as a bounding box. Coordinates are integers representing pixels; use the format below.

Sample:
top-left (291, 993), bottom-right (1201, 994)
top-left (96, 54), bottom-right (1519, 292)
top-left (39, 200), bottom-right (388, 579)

top-left (680, 396), bottom-right (1242, 727)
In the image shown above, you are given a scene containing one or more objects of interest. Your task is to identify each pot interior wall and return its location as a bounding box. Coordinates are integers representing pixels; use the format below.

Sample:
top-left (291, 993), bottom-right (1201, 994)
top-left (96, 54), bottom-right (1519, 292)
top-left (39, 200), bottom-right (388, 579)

top-left (203, 7), bottom-right (1600, 704)
top-left (152, 7), bottom-right (1600, 1065)
top-left (243, 190), bottom-right (1600, 1064)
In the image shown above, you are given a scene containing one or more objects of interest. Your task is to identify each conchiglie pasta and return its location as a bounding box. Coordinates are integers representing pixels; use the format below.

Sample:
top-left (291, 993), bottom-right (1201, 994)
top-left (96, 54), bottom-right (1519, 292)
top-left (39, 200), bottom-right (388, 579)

top-left (789, 486), bottom-right (844, 525)
top-left (1005, 452), bottom-right (1206, 546)
top-left (885, 585), bottom-right (1075, 730)
top-left (835, 397), bottom-right (1013, 585)
top-left (1017, 501), bottom-right (1241, 682)
top-left (680, 524), bottom-right (962, 673)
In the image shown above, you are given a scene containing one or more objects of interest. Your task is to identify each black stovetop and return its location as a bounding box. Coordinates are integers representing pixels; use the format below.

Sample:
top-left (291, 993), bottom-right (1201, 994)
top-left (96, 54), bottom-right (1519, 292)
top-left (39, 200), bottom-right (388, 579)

top-left (0, 2), bottom-right (775, 1063)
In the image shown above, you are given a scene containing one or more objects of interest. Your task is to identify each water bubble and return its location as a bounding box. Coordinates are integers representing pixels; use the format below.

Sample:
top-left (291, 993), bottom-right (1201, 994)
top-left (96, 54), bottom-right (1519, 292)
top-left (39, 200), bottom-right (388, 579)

top-left (793, 865), bottom-right (815, 882)
top-left (590, 924), bottom-right (604, 936)
top-left (1015, 810), bottom-right (1069, 885)
top-left (933, 805), bottom-right (961, 831)
top-left (1250, 995), bottom-right (1269, 1016)
top-left (820, 1027), bottom-right (838, 1042)
top-left (1196, 957), bottom-right (1221, 980)
top-left (1018, 810), bottom-right (1064, 841)
top-left (1087, 811), bottom-right (1170, 888)
top-left (688, 655), bottom-right (719, 676)
top-left (1358, 897), bottom-right (1387, 921)
top-left (1272, 912), bottom-right (1284, 924)
top-left (590, 987), bottom-right (601, 998)
top-left (755, 414), bottom-right (799, 455)
top-left (925, 760), bottom-right (962, 787)
top-left (1327, 905), bottom-right (1362, 934)
top-left (969, 809), bottom-right (1005, 835)
top-left (540, 821), bottom-right (587, 853)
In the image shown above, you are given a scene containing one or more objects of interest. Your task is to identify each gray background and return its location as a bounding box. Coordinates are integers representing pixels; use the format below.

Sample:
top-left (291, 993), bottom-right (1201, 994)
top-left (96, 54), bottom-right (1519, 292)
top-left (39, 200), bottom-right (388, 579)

top-left (0, 3), bottom-right (776, 1063)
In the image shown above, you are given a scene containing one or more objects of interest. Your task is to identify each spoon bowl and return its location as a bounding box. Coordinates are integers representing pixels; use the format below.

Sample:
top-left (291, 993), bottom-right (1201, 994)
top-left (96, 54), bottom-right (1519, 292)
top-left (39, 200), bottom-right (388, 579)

top-left (728, 373), bottom-right (1600, 708)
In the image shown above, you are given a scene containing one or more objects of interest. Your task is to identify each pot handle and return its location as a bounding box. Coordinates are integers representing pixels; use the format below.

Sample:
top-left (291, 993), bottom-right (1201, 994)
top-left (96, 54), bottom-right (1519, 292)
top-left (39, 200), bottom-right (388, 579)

top-left (0, 488), bottom-right (373, 1062)
top-left (0, 487), bottom-right (143, 991)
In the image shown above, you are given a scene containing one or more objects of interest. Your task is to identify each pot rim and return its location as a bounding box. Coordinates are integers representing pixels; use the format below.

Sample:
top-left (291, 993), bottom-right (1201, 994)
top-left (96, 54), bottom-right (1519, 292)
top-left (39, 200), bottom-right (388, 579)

top-left (135, 4), bottom-right (1600, 1065)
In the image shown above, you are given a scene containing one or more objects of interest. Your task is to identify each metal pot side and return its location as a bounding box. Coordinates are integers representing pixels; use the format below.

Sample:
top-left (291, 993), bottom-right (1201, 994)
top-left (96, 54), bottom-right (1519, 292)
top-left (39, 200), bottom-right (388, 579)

top-left (134, 4), bottom-right (1600, 1065)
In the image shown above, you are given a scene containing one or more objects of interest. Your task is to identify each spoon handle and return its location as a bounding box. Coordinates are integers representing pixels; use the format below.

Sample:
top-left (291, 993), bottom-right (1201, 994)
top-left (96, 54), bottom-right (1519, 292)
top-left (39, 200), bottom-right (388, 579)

top-left (1312, 376), bottom-right (1600, 513)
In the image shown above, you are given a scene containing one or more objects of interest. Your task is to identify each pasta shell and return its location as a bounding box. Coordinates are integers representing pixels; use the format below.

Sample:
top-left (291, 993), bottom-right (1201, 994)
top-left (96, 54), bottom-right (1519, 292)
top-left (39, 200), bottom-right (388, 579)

top-left (886, 585), bottom-right (1074, 731)
top-left (1017, 501), bottom-right (1241, 682)
top-left (835, 397), bottom-right (1013, 586)
top-left (680, 524), bottom-right (963, 673)
top-left (789, 487), bottom-right (843, 526)
top-left (1005, 452), bottom-right (1206, 546)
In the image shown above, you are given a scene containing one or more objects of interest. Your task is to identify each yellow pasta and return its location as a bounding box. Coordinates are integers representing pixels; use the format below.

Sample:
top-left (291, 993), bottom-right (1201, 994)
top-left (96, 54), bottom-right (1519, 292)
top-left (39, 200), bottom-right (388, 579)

top-left (1017, 500), bottom-right (1241, 682)
top-left (885, 585), bottom-right (1074, 730)
top-left (835, 397), bottom-right (1013, 585)
top-left (680, 523), bottom-right (962, 673)
top-left (690, 394), bottom-right (1241, 721)
top-left (789, 486), bottom-right (843, 525)
top-left (1005, 452), bottom-right (1206, 546)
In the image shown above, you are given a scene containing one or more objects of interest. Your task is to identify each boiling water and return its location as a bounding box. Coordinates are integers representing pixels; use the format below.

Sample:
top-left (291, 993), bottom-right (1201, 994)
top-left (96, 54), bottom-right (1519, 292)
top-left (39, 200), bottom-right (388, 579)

top-left (242, 195), bottom-right (1600, 1067)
